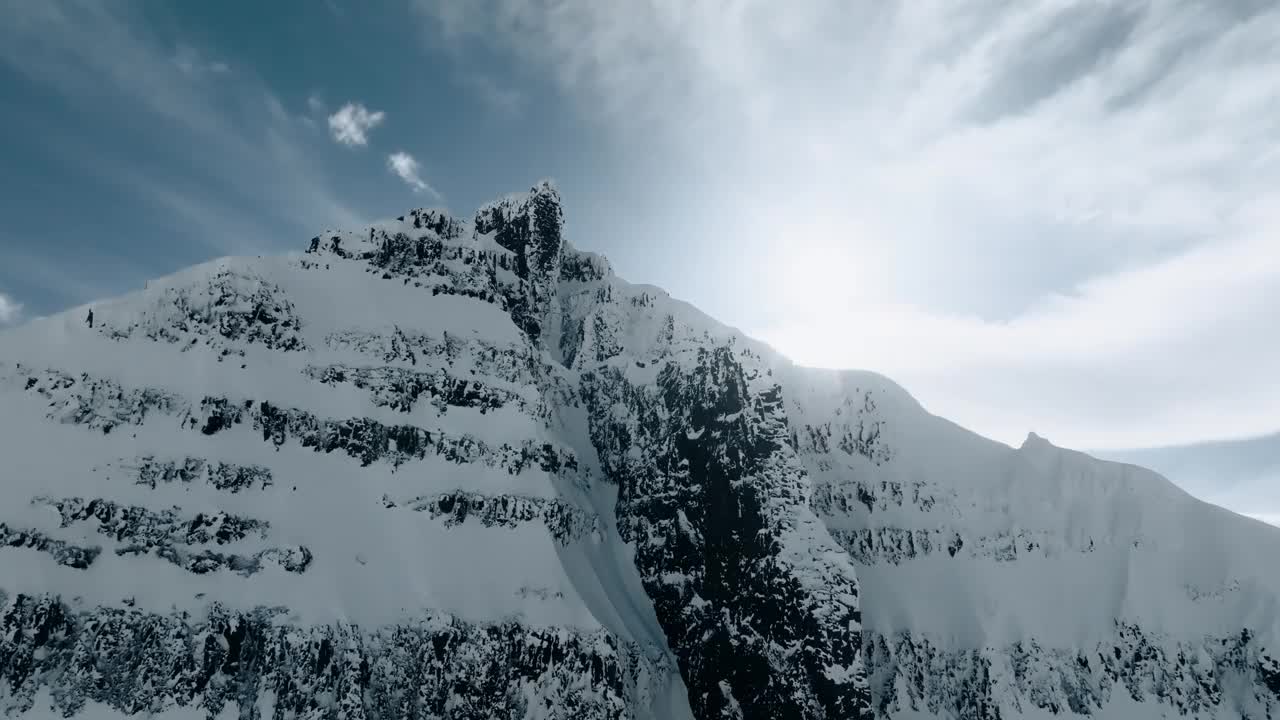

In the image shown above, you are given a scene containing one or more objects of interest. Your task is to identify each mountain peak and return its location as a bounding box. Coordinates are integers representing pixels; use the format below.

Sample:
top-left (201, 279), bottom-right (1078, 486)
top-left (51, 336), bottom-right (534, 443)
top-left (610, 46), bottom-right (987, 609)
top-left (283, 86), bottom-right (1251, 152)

top-left (3, 183), bottom-right (1280, 719)
top-left (1021, 430), bottom-right (1053, 449)
top-left (474, 180), bottom-right (565, 279)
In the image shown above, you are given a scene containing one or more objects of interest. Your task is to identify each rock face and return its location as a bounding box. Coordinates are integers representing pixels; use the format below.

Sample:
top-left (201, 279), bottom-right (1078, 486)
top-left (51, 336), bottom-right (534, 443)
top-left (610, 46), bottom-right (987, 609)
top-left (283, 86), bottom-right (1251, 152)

top-left (2, 182), bottom-right (1279, 719)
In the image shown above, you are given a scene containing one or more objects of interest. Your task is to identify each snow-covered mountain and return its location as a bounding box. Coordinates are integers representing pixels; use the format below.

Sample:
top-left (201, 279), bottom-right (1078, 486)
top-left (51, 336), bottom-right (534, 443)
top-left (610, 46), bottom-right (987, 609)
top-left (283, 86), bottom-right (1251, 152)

top-left (2, 182), bottom-right (1278, 719)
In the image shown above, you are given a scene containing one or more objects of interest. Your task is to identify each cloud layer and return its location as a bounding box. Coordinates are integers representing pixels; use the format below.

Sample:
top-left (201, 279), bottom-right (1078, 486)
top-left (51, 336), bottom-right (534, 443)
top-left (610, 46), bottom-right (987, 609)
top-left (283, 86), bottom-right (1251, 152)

top-left (414, 0), bottom-right (1280, 450)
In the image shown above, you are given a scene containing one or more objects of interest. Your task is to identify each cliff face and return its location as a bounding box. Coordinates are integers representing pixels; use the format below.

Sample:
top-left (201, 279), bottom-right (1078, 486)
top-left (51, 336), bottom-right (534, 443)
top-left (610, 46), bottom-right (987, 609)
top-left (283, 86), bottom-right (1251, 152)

top-left (1, 182), bottom-right (1278, 719)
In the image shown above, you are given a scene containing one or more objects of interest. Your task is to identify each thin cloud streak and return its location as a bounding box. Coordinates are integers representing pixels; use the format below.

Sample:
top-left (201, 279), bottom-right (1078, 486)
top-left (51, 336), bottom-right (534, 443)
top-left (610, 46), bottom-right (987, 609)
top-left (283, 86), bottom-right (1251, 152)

top-left (456, 72), bottom-right (524, 115)
top-left (0, 1), bottom-right (365, 264)
top-left (387, 151), bottom-right (442, 199)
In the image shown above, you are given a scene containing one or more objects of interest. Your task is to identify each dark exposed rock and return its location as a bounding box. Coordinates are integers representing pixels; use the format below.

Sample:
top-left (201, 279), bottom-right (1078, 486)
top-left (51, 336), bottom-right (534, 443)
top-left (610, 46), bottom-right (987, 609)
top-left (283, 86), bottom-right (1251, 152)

top-left (368, 230), bottom-right (505, 301)
top-left (825, 525), bottom-right (1151, 564)
top-left (34, 497), bottom-right (308, 577)
top-left (865, 625), bottom-right (1280, 719)
top-left (305, 364), bottom-right (525, 415)
top-left (19, 368), bottom-right (184, 434)
top-left (829, 527), bottom-right (966, 564)
top-left (559, 248), bottom-right (612, 284)
top-left (38, 497), bottom-right (268, 547)
top-left (128, 544), bottom-right (313, 576)
top-left (10, 368), bottom-right (577, 474)
top-left (97, 269), bottom-right (307, 356)
top-left (324, 328), bottom-right (538, 384)
top-left (0, 523), bottom-right (101, 569)
top-left (474, 181), bottom-right (564, 340)
top-left (811, 479), bottom-right (942, 515)
top-left (400, 491), bottom-right (599, 544)
top-left (120, 455), bottom-right (274, 493)
top-left (407, 207), bottom-right (464, 238)
top-left (0, 593), bottom-right (662, 719)
top-left (580, 346), bottom-right (870, 719)
top-left (791, 396), bottom-right (892, 466)
top-left (304, 207), bottom-right (563, 345)
top-left (250, 400), bottom-right (577, 473)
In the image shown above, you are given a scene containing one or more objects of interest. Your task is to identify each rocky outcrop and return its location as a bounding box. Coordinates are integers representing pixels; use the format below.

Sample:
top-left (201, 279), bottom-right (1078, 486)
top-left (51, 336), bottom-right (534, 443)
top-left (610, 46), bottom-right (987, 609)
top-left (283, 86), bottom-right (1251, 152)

top-left (323, 328), bottom-right (538, 384)
top-left (394, 491), bottom-right (600, 544)
top-left (827, 526), bottom-right (1154, 565)
top-left (791, 394), bottom-right (894, 466)
top-left (118, 456), bottom-right (274, 493)
top-left (97, 268), bottom-right (306, 357)
top-left (865, 626), bottom-right (1280, 719)
top-left (0, 592), bottom-right (667, 720)
top-left (15, 367), bottom-right (185, 434)
top-left (8, 367), bottom-right (576, 473)
top-left (38, 497), bottom-right (269, 547)
top-left (304, 364), bottom-right (526, 415)
top-left (0, 524), bottom-right (100, 569)
top-left (28, 497), bottom-right (308, 577)
top-left (124, 543), bottom-right (313, 576)
top-left (580, 346), bottom-right (870, 719)
top-left (811, 478), bottom-right (945, 516)
top-left (475, 181), bottom-right (565, 341)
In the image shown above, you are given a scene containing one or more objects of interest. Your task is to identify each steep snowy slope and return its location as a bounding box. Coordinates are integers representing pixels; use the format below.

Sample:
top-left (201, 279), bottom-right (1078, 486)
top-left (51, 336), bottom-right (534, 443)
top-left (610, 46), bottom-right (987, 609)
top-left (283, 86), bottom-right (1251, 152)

top-left (0, 191), bottom-right (694, 720)
top-left (787, 371), bottom-right (1280, 718)
top-left (1, 182), bottom-right (1278, 719)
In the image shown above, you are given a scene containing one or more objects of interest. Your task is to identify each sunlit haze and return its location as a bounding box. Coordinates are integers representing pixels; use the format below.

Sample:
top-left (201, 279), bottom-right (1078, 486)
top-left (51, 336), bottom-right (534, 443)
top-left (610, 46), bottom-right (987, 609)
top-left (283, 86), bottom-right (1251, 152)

top-left (1, 0), bottom-right (1276, 508)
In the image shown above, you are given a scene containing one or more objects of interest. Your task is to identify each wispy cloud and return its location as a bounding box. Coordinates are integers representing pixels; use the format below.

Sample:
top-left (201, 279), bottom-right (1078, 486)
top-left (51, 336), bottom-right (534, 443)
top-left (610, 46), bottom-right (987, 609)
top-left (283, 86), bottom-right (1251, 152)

top-left (0, 0), bottom-right (364, 298)
top-left (413, 0), bottom-right (1280, 450)
top-left (327, 101), bottom-right (385, 147)
top-left (173, 44), bottom-right (230, 76)
top-left (1095, 431), bottom-right (1280, 521)
top-left (0, 232), bottom-right (146, 315)
top-left (0, 290), bottom-right (22, 326)
top-left (456, 72), bottom-right (524, 115)
top-left (387, 151), bottom-right (441, 198)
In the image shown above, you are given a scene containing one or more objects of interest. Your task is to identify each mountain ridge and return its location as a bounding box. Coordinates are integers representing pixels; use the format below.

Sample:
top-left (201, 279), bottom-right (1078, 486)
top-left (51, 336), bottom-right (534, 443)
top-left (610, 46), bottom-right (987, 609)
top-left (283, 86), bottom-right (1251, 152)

top-left (2, 181), bottom-right (1279, 719)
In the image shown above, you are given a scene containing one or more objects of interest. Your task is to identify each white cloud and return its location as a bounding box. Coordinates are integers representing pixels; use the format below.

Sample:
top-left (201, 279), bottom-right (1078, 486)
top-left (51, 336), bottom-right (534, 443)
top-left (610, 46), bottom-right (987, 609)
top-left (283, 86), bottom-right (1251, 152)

top-left (414, 0), bottom-right (1280, 451)
top-left (0, 291), bottom-right (21, 326)
top-left (387, 151), bottom-right (441, 198)
top-left (327, 102), bottom-right (385, 147)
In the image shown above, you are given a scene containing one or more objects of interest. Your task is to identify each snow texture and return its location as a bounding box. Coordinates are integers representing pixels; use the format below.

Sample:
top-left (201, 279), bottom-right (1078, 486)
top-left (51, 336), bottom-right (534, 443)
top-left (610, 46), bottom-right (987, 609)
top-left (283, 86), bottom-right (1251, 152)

top-left (2, 181), bottom-right (1278, 719)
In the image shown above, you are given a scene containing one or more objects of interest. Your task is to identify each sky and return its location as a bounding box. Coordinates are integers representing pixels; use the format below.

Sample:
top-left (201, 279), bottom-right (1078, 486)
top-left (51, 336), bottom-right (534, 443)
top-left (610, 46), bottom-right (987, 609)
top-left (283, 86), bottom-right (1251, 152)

top-left (1095, 431), bottom-right (1280, 525)
top-left (0, 1), bottom-right (1277, 489)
